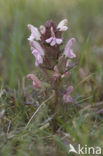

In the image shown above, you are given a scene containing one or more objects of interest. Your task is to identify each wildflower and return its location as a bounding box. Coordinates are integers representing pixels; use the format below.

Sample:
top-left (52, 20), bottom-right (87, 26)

top-left (57, 19), bottom-right (68, 31)
top-left (28, 24), bottom-right (41, 41)
top-left (63, 86), bottom-right (73, 103)
top-left (64, 38), bottom-right (76, 58)
top-left (27, 74), bottom-right (43, 89)
top-left (27, 19), bottom-right (77, 105)
top-left (46, 27), bottom-right (63, 46)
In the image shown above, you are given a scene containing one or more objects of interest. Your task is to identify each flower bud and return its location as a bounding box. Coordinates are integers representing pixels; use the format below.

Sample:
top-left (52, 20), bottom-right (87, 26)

top-left (40, 25), bottom-right (46, 34)
top-left (57, 19), bottom-right (68, 31)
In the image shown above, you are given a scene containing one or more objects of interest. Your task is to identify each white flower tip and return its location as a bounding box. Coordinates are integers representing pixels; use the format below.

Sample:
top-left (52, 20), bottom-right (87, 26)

top-left (27, 24), bottom-right (41, 40)
top-left (57, 19), bottom-right (68, 31)
top-left (40, 25), bottom-right (46, 34)
top-left (56, 38), bottom-right (63, 44)
top-left (62, 19), bottom-right (68, 25)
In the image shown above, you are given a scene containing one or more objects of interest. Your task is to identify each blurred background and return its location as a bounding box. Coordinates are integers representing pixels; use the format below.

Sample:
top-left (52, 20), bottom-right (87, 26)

top-left (0, 0), bottom-right (103, 89)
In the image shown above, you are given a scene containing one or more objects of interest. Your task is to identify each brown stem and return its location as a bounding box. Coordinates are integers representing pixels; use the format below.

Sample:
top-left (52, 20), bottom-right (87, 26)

top-left (51, 88), bottom-right (59, 133)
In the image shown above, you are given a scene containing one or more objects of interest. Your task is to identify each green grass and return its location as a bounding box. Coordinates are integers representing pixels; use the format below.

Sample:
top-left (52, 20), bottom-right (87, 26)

top-left (0, 0), bottom-right (103, 155)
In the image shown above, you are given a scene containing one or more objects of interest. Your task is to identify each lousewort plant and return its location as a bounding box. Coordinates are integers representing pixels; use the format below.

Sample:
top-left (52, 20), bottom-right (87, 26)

top-left (27, 19), bottom-right (77, 130)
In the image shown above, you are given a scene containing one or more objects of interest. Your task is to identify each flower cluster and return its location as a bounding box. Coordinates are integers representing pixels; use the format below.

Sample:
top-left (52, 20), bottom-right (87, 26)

top-left (27, 19), bottom-right (76, 103)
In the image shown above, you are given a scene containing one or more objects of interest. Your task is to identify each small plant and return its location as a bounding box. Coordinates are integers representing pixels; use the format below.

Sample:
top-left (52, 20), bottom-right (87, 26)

top-left (27, 19), bottom-right (77, 130)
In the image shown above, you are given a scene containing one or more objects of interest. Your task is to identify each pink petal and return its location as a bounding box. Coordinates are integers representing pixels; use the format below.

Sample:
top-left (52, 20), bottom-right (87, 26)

top-left (30, 40), bottom-right (44, 56)
top-left (64, 38), bottom-right (76, 57)
top-left (32, 49), bottom-right (43, 66)
top-left (46, 37), bottom-right (53, 43)
top-left (50, 39), bottom-right (56, 46)
top-left (56, 38), bottom-right (63, 44)
top-left (57, 19), bottom-right (68, 31)
top-left (63, 94), bottom-right (72, 103)
top-left (28, 34), bottom-right (34, 41)
top-left (35, 60), bottom-right (39, 67)
top-left (61, 26), bottom-right (68, 31)
top-left (65, 95), bottom-right (72, 103)
top-left (28, 24), bottom-right (41, 40)
top-left (68, 49), bottom-right (76, 58)
top-left (37, 55), bottom-right (43, 64)
top-left (32, 49), bottom-right (38, 56)
top-left (67, 86), bottom-right (73, 94)
top-left (66, 38), bottom-right (76, 49)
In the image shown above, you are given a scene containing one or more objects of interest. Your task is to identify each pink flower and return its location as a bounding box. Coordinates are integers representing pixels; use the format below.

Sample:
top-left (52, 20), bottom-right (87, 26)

top-left (57, 19), bottom-right (68, 31)
top-left (32, 49), bottom-right (43, 67)
top-left (30, 40), bottom-right (44, 66)
top-left (63, 86), bottom-right (73, 103)
top-left (46, 27), bottom-right (63, 46)
top-left (27, 74), bottom-right (43, 89)
top-left (64, 38), bottom-right (76, 58)
top-left (28, 24), bottom-right (41, 41)
top-left (30, 40), bottom-right (44, 56)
